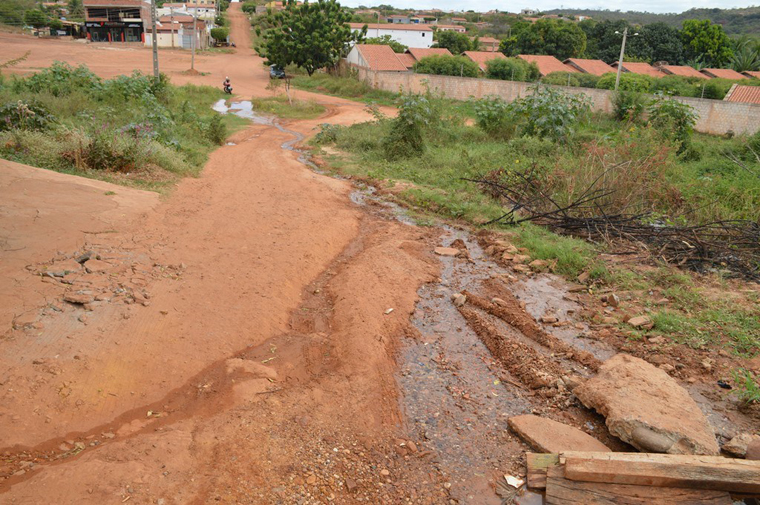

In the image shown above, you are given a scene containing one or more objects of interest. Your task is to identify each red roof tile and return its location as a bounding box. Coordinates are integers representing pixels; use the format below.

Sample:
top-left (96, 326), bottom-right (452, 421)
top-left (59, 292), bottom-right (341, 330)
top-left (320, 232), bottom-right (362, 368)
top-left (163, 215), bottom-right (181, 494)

top-left (355, 45), bottom-right (408, 72)
top-left (518, 54), bottom-right (577, 76)
top-left (350, 23), bottom-right (432, 32)
top-left (700, 68), bottom-right (746, 80)
top-left (563, 58), bottom-right (615, 76)
top-left (84, 0), bottom-right (142, 5)
top-left (744, 71), bottom-right (760, 79)
top-left (396, 53), bottom-right (416, 69)
top-left (660, 65), bottom-right (709, 79)
top-left (407, 47), bottom-right (452, 61)
top-left (464, 51), bottom-right (506, 72)
top-left (614, 61), bottom-right (663, 78)
top-left (724, 84), bottom-right (760, 104)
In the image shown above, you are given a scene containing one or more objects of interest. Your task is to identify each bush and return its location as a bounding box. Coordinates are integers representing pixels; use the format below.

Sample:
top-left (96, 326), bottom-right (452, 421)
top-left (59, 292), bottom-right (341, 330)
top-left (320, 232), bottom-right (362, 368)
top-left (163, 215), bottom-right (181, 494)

top-left (210, 27), bottom-right (229, 42)
top-left (649, 75), bottom-right (700, 98)
top-left (365, 35), bottom-right (407, 53)
top-left (241, 1), bottom-right (257, 13)
top-left (647, 93), bottom-right (698, 155)
top-left (486, 58), bottom-right (539, 81)
top-left (612, 91), bottom-right (648, 122)
top-left (0, 100), bottom-right (55, 131)
top-left (575, 73), bottom-right (602, 88)
top-left (383, 94), bottom-right (433, 158)
top-left (204, 114), bottom-right (227, 145)
top-left (23, 61), bottom-right (101, 96)
top-left (473, 96), bottom-right (515, 138)
top-left (415, 55), bottom-right (479, 78)
top-left (510, 85), bottom-right (591, 141)
top-left (596, 72), bottom-right (653, 92)
top-left (543, 72), bottom-right (581, 87)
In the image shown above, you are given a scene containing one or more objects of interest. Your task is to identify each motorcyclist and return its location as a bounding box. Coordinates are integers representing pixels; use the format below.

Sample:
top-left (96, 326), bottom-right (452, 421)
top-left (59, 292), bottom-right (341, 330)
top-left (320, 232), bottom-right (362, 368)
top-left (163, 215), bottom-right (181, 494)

top-left (223, 76), bottom-right (232, 93)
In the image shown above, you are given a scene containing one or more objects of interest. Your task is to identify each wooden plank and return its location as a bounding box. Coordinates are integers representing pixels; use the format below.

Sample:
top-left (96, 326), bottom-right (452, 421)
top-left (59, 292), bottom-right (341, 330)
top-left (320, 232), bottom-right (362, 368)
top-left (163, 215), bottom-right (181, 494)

top-left (526, 452), bottom-right (559, 489)
top-left (560, 451), bottom-right (760, 493)
top-left (545, 466), bottom-right (733, 505)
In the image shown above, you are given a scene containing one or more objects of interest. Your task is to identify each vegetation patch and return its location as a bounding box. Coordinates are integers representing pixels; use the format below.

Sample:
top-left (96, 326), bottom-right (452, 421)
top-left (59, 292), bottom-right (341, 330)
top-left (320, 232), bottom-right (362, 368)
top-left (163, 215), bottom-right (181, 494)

top-left (0, 62), bottom-right (243, 191)
top-left (251, 95), bottom-right (325, 120)
top-left (291, 72), bottom-right (398, 106)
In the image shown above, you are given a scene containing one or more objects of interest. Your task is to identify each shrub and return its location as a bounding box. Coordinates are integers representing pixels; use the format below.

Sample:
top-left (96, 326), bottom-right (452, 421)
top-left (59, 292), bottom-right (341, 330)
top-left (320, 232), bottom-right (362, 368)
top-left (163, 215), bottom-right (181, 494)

top-left (23, 61), bottom-right (101, 96)
top-left (649, 75), bottom-right (700, 98)
top-left (612, 91), bottom-right (648, 122)
top-left (0, 100), bottom-right (55, 131)
top-left (575, 73), bottom-right (602, 88)
top-left (486, 58), bottom-right (539, 82)
top-left (210, 27), bottom-right (229, 42)
top-left (543, 72), bottom-right (581, 87)
top-left (596, 72), bottom-right (653, 92)
top-left (383, 94), bottom-right (433, 158)
top-left (313, 123), bottom-right (344, 144)
top-left (414, 55), bottom-right (479, 78)
top-left (241, 1), bottom-right (257, 13)
top-left (365, 35), bottom-right (407, 53)
top-left (204, 114), bottom-right (227, 145)
top-left (510, 85), bottom-right (591, 141)
top-left (473, 96), bottom-right (515, 138)
top-left (647, 93), bottom-right (698, 155)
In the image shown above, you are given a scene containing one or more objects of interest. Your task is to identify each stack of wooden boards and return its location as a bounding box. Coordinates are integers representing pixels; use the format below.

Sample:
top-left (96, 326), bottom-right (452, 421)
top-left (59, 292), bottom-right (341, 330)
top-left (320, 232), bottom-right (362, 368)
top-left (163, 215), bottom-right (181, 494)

top-left (526, 451), bottom-right (760, 504)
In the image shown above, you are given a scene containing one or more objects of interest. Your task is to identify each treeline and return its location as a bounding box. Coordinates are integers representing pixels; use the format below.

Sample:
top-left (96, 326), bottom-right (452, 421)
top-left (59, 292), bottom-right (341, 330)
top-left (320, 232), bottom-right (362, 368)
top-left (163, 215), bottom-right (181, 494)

top-left (541, 7), bottom-right (760, 36)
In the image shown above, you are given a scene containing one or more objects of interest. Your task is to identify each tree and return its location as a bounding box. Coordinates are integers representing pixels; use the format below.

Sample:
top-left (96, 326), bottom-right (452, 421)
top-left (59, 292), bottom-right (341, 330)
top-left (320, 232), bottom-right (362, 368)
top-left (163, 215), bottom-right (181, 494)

top-left (637, 22), bottom-right (684, 64)
top-left (580, 19), bottom-right (650, 63)
top-left (680, 19), bottom-right (733, 67)
top-left (365, 35), bottom-right (407, 53)
top-left (504, 19), bottom-right (586, 60)
top-left (414, 55), bottom-right (479, 78)
top-left (48, 17), bottom-right (63, 31)
top-left (256, 0), bottom-right (363, 76)
top-left (67, 0), bottom-right (84, 18)
top-left (432, 30), bottom-right (474, 55)
top-left (730, 37), bottom-right (760, 72)
top-left (24, 9), bottom-right (48, 28)
top-left (210, 27), bottom-right (229, 42)
top-left (485, 57), bottom-right (539, 81)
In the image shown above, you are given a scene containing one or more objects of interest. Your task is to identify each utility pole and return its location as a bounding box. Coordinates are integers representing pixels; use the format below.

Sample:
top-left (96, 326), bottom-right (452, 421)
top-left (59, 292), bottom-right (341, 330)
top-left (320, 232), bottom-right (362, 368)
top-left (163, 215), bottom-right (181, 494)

top-left (170, 6), bottom-right (174, 49)
top-left (150, 0), bottom-right (159, 81)
top-left (614, 28), bottom-right (638, 91)
top-left (191, 0), bottom-right (197, 70)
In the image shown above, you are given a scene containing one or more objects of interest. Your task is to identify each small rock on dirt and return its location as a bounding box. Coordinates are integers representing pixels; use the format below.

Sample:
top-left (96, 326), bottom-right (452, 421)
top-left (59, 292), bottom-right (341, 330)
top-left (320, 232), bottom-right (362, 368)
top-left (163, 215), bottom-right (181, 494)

top-left (345, 477), bottom-right (357, 493)
top-left (574, 354), bottom-right (719, 455)
top-left (64, 293), bottom-right (94, 305)
top-left (529, 259), bottom-right (548, 271)
top-left (541, 314), bottom-right (558, 324)
top-left (512, 254), bottom-right (531, 264)
top-left (627, 315), bottom-right (652, 328)
top-left (434, 247), bottom-right (459, 257)
top-left (508, 415), bottom-right (610, 453)
top-left (451, 293), bottom-right (466, 307)
top-left (723, 433), bottom-right (760, 458)
top-left (746, 439), bottom-right (760, 461)
top-left (84, 259), bottom-right (110, 273)
top-left (648, 336), bottom-right (667, 345)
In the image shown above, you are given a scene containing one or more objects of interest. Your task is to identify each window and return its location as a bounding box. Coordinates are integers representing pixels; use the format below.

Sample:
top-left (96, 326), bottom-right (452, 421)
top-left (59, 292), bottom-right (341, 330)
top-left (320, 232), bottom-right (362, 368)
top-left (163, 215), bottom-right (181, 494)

top-left (422, 33), bottom-right (425, 36)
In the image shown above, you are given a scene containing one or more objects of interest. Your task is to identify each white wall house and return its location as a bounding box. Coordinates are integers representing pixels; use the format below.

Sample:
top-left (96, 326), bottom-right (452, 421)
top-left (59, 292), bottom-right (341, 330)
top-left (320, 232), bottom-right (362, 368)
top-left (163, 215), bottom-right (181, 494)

top-left (349, 23), bottom-right (433, 49)
top-left (158, 3), bottom-right (216, 21)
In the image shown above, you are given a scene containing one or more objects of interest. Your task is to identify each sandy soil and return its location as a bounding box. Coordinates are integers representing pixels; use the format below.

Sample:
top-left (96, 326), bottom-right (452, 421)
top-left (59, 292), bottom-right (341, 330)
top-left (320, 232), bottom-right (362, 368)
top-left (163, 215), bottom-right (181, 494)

top-left (2, 6), bottom-right (758, 505)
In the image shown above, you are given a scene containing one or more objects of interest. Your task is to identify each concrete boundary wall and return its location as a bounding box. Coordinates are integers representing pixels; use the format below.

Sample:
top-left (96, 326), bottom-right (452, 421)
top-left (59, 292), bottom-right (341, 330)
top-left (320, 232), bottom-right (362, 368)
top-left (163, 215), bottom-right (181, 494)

top-left (356, 68), bottom-right (760, 136)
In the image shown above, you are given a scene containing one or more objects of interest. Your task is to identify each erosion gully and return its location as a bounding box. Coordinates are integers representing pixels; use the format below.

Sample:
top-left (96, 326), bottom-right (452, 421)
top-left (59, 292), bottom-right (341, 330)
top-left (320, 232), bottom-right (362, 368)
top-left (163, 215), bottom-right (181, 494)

top-left (216, 101), bottom-right (617, 504)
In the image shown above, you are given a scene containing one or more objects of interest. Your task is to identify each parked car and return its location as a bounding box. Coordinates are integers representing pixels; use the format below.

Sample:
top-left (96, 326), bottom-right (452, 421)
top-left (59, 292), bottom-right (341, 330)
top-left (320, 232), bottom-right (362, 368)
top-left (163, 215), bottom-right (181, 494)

top-left (269, 65), bottom-right (286, 79)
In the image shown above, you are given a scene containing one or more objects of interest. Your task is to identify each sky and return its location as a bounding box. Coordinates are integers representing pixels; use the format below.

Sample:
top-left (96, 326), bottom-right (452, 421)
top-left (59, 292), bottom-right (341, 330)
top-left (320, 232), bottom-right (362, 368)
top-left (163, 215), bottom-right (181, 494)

top-left (339, 0), bottom-right (756, 15)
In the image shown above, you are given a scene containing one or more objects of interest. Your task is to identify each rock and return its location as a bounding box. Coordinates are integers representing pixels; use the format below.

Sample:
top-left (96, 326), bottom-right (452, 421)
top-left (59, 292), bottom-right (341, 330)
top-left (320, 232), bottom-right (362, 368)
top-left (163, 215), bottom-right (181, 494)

top-left (529, 259), bottom-right (548, 271)
top-left (723, 433), bottom-right (760, 458)
top-left (491, 297), bottom-right (507, 307)
top-left (508, 415), bottom-right (610, 453)
top-left (604, 293), bottom-right (620, 307)
top-left (541, 314), bottom-right (558, 324)
top-left (655, 298), bottom-right (670, 306)
top-left (345, 477), bottom-right (357, 493)
top-left (562, 375), bottom-right (582, 391)
top-left (701, 359), bottom-right (713, 372)
top-left (577, 271), bottom-right (590, 283)
top-left (78, 314), bottom-right (88, 323)
top-left (512, 264), bottom-right (530, 273)
top-left (75, 251), bottom-right (94, 264)
top-left (434, 247), bottom-right (460, 257)
top-left (746, 438), bottom-right (760, 461)
top-left (306, 474), bottom-right (317, 485)
top-left (627, 315), bottom-right (652, 328)
top-left (501, 253), bottom-right (515, 262)
top-left (512, 254), bottom-right (531, 264)
top-left (574, 354), bottom-right (719, 455)
top-left (64, 293), bottom-right (94, 305)
top-left (380, 469), bottom-right (390, 477)
top-left (406, 440), bottom-right (418, 453)
top-left (648, 336), bottom-right (667, 345)
top-left (659, 364), bottom-right (675, 373)
top-left (451, 293), bottom-right (467, 307)
top-left (601, 316), bottom-right (617, 325)
top-left (84, 259), bottom-right (110, 273)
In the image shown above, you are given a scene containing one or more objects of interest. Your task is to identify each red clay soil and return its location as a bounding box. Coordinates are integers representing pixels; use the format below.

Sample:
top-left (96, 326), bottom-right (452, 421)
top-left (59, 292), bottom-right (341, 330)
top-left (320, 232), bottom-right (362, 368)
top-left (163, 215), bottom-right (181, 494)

top-left (0, 6), bottom-right (450, 504)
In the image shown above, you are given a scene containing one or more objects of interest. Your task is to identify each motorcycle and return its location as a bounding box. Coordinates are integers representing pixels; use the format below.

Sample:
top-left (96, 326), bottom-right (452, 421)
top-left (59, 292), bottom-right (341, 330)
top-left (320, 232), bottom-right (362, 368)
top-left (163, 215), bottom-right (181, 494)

top-left (223, 84), bottom-right (233, 94)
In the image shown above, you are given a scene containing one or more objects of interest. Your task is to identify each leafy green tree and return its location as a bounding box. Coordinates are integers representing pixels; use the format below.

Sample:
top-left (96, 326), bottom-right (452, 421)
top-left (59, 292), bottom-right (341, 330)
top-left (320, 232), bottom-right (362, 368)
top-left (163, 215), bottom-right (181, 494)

top-left (256, 0), bottom-right (362, 76)
top-left (241, 1), bottom-right (258, 14)
top-left (210, 27), bottom-right (229, 42)
top-left (485, 57), bottom-right (538, 81)
top-left (730, 37), bottom-right (760, 72)
top-left (432, 30), bottom-right (474, 55)
top-left (680, 19), bottom-right (733, 67)
top-left (365, 35), bottom-right (407, 53)
top-left (639, 22), bottom-right (684, 64)
top-left (48, 17), bottom-right (63, 31)
top-left (24, 9), bottom-right (48, 28)
top-left (67, 0), bottom-right (84, 18)
top-left (414, 55), bottom-right (479, 77)
top-left (580, 19), bottom-right (649, 63)
top-left (504, 19), bottom-right (586, 60)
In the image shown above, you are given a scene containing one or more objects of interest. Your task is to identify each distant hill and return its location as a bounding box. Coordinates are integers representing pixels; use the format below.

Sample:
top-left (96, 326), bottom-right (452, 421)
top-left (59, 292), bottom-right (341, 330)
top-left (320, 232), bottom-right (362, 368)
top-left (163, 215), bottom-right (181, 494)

top-left (541, 7), bottom-right (760, 35)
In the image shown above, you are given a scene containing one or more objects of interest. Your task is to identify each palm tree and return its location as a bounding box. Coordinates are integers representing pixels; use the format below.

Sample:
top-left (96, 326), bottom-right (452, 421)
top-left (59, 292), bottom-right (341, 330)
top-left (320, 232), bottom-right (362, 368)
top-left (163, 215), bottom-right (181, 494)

top-left (730, 36), bottom-right (760, 72)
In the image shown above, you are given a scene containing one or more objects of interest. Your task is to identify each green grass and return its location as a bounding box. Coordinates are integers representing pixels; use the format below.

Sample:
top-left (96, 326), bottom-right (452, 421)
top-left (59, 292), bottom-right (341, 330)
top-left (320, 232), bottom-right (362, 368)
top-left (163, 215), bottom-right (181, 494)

top-left (291, 73), bottom-right (399, 106)
top-left (251, 95), bottom-right (326, 120)
top-left (0, 62), bottom-right (239, 192)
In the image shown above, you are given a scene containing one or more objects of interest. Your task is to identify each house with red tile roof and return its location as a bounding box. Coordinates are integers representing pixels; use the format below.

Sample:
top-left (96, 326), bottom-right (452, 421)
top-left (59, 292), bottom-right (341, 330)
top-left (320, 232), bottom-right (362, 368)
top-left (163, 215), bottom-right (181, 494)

top-left (350, 23), bottom-right (433, 48)
top-left (436, 24), bottom-right (466, 33)
top-left (518, 54), bottom-right (577, 77)
top-left (563, 58), bottom-right (615, 76)
top-left (743, 71), bottom-right (760, 79)
top-left (700, 68), bottom-right (747, 80)
top-left (659, 65), bottom-right (709, 79)
top-left (724, 84), bottom-right (760, 104)
top-left (463, 51), bottom-right (506, 72)
top-left (612, 61), bottom-right (664, 78)
top-left (346, 44), bottom-right (408, 72)
top-left (396, 53), bottom-right (416, 69)
top-left (475, 36), bottom-right (499, 52)
top-left (406, 47), bottom-right (452, 62)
